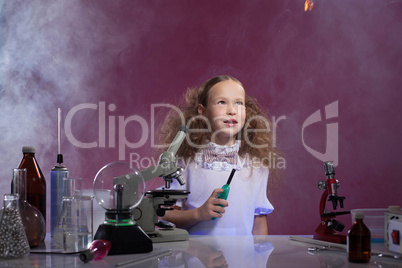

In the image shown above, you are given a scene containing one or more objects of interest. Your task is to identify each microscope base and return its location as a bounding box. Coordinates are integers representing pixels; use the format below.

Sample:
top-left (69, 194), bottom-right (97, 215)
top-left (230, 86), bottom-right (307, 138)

top-left (94, 224), bottom-right (153, 255)
top-left (147, 228), bottom-right (189, 243)
top-left (314, 223), bottom-right (347, 244)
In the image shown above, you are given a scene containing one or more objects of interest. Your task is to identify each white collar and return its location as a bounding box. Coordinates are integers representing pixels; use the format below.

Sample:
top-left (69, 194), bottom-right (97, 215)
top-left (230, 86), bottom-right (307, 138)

top-left (193, 140), bottom-right (242, 172)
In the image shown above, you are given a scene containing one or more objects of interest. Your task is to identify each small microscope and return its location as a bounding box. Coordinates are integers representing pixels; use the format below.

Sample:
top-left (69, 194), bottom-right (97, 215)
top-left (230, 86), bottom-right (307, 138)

top-left (93, 126), bottom-right (190, 254)
top-left (134, 126), bottom-right (190, 242)
top-left (313, 161), bottom-right (350, 244)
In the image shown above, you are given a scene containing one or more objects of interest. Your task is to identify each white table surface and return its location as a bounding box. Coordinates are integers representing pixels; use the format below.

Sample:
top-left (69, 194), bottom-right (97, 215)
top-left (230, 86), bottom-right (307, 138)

top-left (1, 235), bottom-right (401, 267)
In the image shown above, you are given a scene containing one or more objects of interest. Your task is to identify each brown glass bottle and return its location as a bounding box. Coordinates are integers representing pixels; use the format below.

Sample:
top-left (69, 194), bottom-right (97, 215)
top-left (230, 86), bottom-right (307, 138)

top-left (12, 168), bottom-right (46, 247)
top-left (17, 146), bottom-right (46, 223)
top-left (347, 211), bottom-right (371, 263)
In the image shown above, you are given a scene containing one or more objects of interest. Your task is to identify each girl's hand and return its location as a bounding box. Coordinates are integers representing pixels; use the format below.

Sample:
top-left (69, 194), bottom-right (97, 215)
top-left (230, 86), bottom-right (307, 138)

top-left (186, 241), bottom-right (228, 268)
top-left (196, 188), bottom-right (229, 221)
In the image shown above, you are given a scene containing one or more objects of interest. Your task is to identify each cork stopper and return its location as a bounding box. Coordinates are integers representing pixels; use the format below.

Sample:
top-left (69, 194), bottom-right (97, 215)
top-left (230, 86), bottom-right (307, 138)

top-left (79, 249), bottom-right (94, 263)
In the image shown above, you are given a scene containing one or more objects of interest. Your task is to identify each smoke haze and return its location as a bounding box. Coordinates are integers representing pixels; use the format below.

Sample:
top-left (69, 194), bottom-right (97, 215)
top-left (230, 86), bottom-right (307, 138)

top-left (0, 0), bottom-right (401, 234)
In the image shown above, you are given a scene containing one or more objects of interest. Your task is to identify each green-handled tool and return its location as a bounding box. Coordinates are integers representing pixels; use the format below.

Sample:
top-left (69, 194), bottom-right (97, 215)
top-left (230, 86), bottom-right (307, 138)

top-left (212, 168), bottom-right (236, 220)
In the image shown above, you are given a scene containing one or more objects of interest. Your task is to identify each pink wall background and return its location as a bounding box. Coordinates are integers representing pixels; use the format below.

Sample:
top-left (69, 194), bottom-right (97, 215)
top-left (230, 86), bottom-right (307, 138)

top-left (1, 0), bottom-right (401, 235)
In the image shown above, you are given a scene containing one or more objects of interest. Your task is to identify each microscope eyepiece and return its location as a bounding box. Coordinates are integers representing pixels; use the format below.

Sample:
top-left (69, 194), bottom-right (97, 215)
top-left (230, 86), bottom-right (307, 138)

top-left (176, 175), bottom-right (186, 186)
top-left (324, 161), bottom-right (335, 178)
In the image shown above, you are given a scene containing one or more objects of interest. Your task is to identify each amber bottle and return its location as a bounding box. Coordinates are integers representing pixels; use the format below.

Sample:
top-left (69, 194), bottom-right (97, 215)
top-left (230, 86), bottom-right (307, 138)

top-left (12, 168), bottom-right (46, 247)
top-left (17, 146), bottom-right (46, 223)
top-left (347, 211), bottom-right (371, 263)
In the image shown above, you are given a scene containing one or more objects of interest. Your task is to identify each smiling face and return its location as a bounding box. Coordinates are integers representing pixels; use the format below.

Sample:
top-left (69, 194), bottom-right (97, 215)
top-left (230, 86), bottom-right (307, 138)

top-left (198, 79), bottom-right (246, 146)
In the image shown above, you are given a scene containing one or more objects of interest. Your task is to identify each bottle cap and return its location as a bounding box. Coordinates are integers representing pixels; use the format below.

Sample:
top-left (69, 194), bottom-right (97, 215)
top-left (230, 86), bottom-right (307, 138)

top-left (57, 154), bottom-right (63, 164)
top-left (79, 249), bottom-right (94, 263)
top-left (22, 146), bottom-right (36, 154)
top-left (354, 211), bottom-right (365, 219)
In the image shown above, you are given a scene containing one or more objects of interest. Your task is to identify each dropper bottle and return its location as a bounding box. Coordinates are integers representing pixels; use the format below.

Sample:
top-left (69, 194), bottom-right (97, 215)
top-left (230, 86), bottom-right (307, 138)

top-left (347, 211), bottom-right (371, 263)
top-left (50, 108), bottom-right (69, 236)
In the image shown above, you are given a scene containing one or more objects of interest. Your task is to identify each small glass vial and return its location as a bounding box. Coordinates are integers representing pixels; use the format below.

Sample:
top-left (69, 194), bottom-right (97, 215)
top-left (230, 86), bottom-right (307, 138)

top-left (347, 211), bottom-right (371, 263)
top-left (0, 194), bottom-right (30, 258)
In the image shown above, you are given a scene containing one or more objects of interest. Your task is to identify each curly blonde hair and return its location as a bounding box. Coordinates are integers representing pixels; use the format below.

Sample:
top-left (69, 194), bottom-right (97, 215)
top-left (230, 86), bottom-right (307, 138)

top-left (157, 75), bottom-right (280, 170)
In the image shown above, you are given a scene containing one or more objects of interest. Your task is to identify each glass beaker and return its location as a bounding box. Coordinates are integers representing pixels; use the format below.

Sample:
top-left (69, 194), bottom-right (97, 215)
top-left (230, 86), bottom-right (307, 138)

top-left (82, 189), bottom-right (110, 232)
top-left (12, 168), bottom-right (46, 247)
top-left (0, 194), bottom-right (30, 258)
top-left (63, 177), bottom-right (82, 197)
top-left (53, 195), bottom-right (93, 252)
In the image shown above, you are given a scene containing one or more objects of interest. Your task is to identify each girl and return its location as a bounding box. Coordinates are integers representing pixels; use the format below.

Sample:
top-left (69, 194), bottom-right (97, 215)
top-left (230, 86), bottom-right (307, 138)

top-left (158, 75), bottom-right (278, 235)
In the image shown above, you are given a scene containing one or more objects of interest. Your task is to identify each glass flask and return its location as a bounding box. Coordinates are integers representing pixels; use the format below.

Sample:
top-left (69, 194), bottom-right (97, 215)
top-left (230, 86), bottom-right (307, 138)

top-left (16, 146), bottom-right (46, 223)
top-left (79, 239), bottom-right (111, 263)
top-left (12, 168), bottom-right (46, 247)
top-left (0, 194), bottom-right (30, 258)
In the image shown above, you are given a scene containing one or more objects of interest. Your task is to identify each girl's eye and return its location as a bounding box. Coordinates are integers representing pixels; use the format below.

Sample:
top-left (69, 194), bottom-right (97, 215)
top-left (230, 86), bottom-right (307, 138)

top-left (217, 100), bottom-right (225, 104)
top-left (236, 101), bottom-right (244, 105)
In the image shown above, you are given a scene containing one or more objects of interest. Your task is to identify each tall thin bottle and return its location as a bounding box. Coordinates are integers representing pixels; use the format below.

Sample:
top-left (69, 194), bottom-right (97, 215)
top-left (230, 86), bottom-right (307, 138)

top-left (50, 108), bottom-right (69, 236)
top-left (50, 155), bottom-right (69, 236)
top-left (17, 146), bottom-right (46, 223)
top-left (347, 211), bottom-right (371, 263)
